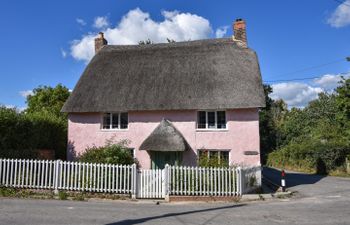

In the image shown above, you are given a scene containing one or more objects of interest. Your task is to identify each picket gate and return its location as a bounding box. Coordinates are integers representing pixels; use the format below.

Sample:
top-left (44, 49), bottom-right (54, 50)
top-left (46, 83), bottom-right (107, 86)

top-left (136, 169), bottom-right (166, 199)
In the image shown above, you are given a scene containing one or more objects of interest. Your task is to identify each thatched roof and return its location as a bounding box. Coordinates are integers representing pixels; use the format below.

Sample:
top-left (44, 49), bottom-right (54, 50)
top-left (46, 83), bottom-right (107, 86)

top-left (139, 119), bottom-right (188, 151)
top-left (62, 38), bottom-right (265, 112)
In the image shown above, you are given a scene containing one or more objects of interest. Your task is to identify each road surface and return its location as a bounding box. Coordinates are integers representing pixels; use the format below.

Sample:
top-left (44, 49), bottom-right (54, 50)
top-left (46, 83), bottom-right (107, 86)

top-left (0, 168), bottom-right (349, 225)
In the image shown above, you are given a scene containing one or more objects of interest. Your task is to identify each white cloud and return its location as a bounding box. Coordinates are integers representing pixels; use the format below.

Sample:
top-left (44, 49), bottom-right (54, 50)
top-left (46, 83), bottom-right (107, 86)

top-left (60, 48), bottom-right (67, 58)
top-left (76, 18), bottom-right (87, 26)
top-left (19, 90), bottom-right (33, 98)
top-left (327, 0), bottom-right (350, 27)
top-left (270, 73), bottom-right (349, 108)
top-left (215, 26), bottom-right (229, 38)
top-left (270, 82), bottom-right (322, 108)
top-left (70, 8), bottom-right (213, 62)
top-left (93, 16), bottom-right (109, 29)
top-left (313, 74), bottom-right (345, 91)
top-left (3, 105), bottom-right (26, 112)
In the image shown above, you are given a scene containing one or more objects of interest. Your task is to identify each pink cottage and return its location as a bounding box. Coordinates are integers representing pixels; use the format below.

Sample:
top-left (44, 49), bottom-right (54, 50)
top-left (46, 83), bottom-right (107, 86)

top-left (61, 19), bottom-right (265, 169)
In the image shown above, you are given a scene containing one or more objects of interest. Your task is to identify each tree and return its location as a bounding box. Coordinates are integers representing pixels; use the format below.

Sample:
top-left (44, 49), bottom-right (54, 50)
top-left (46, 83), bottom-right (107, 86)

top-left (335, 77), bottom-right (350, 138)
top-left (26, 84), bottom-right (70, 118)
top-left (266, 78), bottom-right (350, 174)
top-left (259, 85), bottom-right (287, 164)
top-left (25, 84), bottom-right (70, 159)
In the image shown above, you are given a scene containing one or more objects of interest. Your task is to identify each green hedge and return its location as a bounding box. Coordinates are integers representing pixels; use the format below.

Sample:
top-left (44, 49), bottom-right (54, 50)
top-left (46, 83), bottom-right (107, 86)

top-left (0, 106), bottom-right (67, 159)
top-left (267, 136), bottom-right (350, 174)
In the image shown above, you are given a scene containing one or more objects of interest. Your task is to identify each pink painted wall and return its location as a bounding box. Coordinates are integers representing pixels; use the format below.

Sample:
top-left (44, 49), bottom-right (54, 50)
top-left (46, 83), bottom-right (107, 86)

top-left (67, 109), bottom-right (261, 168)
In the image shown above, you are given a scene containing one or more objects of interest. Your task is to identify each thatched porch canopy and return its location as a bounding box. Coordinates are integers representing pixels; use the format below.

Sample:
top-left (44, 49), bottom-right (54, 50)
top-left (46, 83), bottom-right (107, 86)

top-left (140, 119), bottom-right (188, 152)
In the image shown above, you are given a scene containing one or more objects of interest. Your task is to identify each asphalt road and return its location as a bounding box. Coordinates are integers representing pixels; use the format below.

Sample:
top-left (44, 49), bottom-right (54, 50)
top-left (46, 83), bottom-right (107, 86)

top-left (0, 168), bottom-right (349, 225)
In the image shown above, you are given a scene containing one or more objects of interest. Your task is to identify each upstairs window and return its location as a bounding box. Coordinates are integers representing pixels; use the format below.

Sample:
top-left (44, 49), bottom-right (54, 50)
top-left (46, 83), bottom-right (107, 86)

top-left (102, 113), bottom-right (128, 130)
top-left (197, 111), bottom-right (226, 129)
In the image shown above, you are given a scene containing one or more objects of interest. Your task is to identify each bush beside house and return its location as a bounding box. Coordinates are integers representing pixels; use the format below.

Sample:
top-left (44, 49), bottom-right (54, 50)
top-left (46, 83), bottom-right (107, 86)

top-left (0, 84), bottom-right (70, 160)
top-left (264, 77), bottom-right (350, 175)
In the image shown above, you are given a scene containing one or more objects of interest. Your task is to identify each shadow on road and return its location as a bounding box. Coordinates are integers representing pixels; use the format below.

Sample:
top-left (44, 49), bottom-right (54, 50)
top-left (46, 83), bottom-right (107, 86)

top-left (105, 204), bottom-right (245, 225)
top-left (263, 167), bottom-right (325, 188)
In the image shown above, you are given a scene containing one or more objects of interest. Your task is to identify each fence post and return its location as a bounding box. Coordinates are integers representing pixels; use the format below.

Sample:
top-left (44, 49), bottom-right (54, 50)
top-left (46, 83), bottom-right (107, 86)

top-left (131, 163), bottom-right (137, 199)
top-left (164, 164), bottom-right (170, 202)
top-left (237, 167), bottom-right (243, 195)
top-left (54, 160), bottom-right (61, 194)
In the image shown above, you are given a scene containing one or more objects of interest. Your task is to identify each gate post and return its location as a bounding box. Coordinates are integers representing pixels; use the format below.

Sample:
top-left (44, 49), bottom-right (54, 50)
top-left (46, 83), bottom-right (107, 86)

top-left (131, 163), bottom-right (137, 199)
top-left (164, 164), bottom-right (170, 202)
top-left (236, 167), bottom-right (243, 195)
top-left (54, 160), bottom-right (61, 194)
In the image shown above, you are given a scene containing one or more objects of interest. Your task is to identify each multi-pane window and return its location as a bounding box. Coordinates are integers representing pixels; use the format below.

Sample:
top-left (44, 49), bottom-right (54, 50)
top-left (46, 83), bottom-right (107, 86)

top-left (199, 149), bottom-right (230, 166)
top-left (102, 113), bottom-right (128, 130)
top-left (197, 111), bottom-right (226, 129)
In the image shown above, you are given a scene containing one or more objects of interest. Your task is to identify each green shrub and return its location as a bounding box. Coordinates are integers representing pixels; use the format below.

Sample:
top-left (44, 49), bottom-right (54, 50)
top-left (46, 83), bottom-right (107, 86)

top-left (78, 140), bottom-right (135, 165)
top-left (0, 187), bottom-right (17, 197)
top-left (58, 191), bottom-right (68, 200)
top-left (267, 136), bottom-right (350, 174)
top-left (0, 106), bottom-right (67, 159)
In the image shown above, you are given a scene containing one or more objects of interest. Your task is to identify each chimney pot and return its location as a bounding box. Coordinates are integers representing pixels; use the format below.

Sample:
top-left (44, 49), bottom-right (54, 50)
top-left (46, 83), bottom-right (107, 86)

top-left (95, 32), bottom-right (108, 54)
top-left (233, 19), bottom-right (247, 48)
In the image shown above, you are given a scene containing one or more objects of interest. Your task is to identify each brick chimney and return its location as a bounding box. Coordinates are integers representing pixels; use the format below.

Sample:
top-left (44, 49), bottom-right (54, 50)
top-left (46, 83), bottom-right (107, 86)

top-left (233, 18), bottom-right (247, 48)
top-left (94, 32), bottom-right (108, 53)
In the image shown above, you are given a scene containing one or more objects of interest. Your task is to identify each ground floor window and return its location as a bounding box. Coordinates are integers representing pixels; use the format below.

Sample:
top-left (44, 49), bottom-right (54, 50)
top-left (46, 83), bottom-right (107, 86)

top-left (198, 149), bottom-right (229, 167)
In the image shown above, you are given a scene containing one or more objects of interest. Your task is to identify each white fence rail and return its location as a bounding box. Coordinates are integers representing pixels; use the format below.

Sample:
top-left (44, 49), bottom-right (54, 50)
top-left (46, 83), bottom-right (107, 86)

top-left (168, 165), bottom-right (243, 196)
top-left (0, 158), bottom-right (261, 198)
top-left (0, 159), bottom-right (135, 194)
top-left (137, 169), bottom-right (165, 199)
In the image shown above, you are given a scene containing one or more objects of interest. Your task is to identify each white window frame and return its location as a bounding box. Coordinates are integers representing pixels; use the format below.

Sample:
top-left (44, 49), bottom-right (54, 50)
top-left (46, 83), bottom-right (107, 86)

top-left (198, 149), bottom-right (230, 165)
top-left (196, 110), bottom-right (228, 131)
top-left (101, 112), bottom-right (129, 131)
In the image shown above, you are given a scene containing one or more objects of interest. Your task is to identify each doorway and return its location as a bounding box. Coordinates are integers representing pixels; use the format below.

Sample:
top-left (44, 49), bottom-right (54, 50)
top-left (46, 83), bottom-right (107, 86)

top-left (150, 151), bottom-right (182, 169)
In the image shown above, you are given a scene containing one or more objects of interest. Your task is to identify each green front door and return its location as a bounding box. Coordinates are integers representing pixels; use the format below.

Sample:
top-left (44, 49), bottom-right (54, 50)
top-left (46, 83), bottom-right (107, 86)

top-left (151, 151), bottom-right (182, 169)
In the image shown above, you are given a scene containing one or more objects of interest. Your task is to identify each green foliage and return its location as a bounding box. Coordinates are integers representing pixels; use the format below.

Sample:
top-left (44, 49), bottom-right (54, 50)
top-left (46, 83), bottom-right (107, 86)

top-left (259, 85), bottom-right (288, 164)
top-left (266, 77), bottom-right (350, 174)
top-left (0, 186), bottom-right (17, 197)
top-left (0, 84), bottom-right (70, 159)
top-left (26, 84), bottom-right (70, 119)
top-left (198, 151), bottom-right (228, 168)
top-left (58, 191), bottom-right (68, 200)
top-left (79, 140), bottom-right (135, 165)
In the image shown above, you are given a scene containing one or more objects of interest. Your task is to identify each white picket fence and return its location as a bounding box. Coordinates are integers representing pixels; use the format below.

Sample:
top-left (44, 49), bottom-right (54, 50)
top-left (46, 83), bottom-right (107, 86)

top-left (0, 159), bottom-right (135, 194)
top-left (137, 169), bottom-right (165, 199)
top-left (0, 158), bottom-right (261, 198)
top-left (167, 165), bottom-right (242, 196)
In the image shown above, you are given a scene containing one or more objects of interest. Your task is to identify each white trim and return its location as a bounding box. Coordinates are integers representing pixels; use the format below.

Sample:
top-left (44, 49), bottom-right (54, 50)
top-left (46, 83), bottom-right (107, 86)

top-left (196, 110), bottom-right (228, 130)
top-left (100, 112), bottom-right (129, 131)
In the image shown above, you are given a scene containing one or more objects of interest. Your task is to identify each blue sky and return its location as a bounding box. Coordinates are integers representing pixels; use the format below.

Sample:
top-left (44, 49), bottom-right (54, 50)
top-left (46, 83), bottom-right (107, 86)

top-left (0, 0), bottom-right (349, 109)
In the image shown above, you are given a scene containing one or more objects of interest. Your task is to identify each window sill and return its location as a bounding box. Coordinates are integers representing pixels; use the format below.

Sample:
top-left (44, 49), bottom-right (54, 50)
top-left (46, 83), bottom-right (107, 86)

top-left (100, 129), bottom-right (129, 132)
top-left (196, 129), bottom-right (229, 132)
